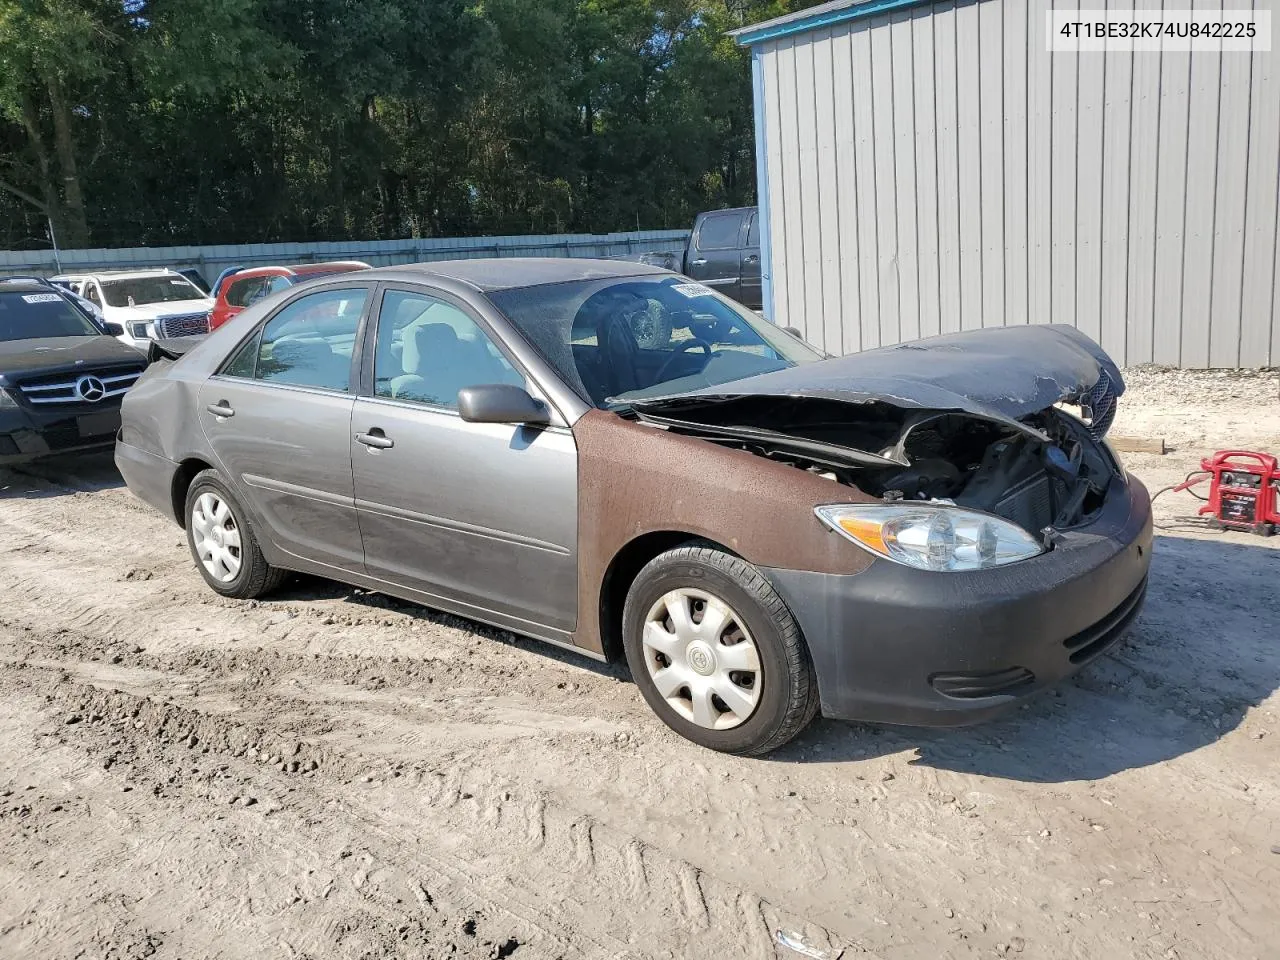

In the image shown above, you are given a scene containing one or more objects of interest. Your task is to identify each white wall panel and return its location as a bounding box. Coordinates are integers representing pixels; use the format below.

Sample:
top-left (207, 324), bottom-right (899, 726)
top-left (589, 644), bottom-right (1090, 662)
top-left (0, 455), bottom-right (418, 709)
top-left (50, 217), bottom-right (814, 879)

top-left (753, 0), bottom-right (1278, 367)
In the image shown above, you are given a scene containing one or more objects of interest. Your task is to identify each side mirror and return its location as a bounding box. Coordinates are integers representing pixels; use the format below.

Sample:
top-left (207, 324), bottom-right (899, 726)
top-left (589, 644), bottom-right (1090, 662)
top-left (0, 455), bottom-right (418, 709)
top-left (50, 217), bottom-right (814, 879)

top-left (457, 384), bottom-right (551, 426)
top-left (102, 321), bottom-right (125, 336)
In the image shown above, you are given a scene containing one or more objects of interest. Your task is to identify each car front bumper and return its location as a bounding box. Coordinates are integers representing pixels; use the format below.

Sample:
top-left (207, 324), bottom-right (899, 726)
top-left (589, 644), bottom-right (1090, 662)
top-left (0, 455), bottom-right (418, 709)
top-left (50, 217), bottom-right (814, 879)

top-left (762, 474), bottom-right (1154, 727)
top-left (0, 406), bottom-right (123, 465)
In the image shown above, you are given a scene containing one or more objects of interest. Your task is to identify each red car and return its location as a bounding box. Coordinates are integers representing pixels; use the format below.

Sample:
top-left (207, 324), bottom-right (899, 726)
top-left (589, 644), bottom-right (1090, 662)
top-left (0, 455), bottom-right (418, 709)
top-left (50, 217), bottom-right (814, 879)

top-left (208, 262), bottom-right (371, 331)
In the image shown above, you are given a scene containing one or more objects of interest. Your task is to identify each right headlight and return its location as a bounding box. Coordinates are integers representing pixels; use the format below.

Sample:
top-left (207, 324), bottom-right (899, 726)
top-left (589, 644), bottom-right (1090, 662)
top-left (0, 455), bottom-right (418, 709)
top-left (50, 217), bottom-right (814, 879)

top-left (0, 387), bottom-right (19, 409)
top-left (127, 320), bottom-right (155, 340)
top-left (815, 503), bottom-right (1045, 572)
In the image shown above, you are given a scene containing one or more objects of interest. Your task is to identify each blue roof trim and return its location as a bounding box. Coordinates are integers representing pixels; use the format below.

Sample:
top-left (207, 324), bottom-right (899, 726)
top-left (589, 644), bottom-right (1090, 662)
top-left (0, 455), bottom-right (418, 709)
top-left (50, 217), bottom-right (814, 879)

top-left (733, 0), bottom-right (933, 47)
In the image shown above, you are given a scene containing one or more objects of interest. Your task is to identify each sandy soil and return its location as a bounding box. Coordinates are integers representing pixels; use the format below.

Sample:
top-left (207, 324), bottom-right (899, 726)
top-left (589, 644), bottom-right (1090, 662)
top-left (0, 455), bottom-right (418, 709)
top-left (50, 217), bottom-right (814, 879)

top-left (1, 368), bottom-right (1277, 960)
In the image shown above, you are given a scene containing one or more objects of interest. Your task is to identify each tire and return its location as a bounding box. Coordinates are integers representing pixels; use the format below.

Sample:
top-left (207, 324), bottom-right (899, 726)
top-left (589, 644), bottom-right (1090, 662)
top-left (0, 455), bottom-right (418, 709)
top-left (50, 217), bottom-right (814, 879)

top-left (622, 544), bottom-right (819, 755)
top-left (184, 468), bottom-right (287, 599)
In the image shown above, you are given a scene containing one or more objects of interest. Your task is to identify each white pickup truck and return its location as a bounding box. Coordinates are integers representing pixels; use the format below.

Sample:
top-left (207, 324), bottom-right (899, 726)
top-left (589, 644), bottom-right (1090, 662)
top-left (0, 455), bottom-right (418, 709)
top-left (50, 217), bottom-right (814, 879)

top-left (51, 270), bottom-right (215, 352)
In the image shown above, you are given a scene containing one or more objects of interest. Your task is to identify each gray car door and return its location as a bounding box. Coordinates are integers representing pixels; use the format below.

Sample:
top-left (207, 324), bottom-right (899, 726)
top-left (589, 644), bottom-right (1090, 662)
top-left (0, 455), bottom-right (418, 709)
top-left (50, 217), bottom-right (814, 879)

top-left (687, 210), bottom-right (747, 300)
top-left (199, 285), bottom-right (371, 572)
top-left (350, 285), bottom-right (578, 634)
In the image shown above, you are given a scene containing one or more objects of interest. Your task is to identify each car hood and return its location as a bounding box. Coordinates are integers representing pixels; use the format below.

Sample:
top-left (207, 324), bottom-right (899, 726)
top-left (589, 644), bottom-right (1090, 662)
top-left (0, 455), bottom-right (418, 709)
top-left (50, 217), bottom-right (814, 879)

top-left (630, 324), bottom-right (1124, 443)
top-left (0, 335), bottom-right (146, 378)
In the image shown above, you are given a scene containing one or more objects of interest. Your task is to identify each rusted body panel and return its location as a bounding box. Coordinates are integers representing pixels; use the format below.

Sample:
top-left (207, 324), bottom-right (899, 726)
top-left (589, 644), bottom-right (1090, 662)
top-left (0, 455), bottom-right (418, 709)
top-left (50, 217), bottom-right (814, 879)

top-left (570, 408), bottom-right (875, 655)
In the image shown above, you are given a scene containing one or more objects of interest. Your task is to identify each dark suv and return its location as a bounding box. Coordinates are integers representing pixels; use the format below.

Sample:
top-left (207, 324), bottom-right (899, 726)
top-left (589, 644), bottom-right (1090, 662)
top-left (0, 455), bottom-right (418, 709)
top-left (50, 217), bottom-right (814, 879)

top-left (627, 207), bottom-right (762, 309)
top-left (0, 282), bottom-right (146, 464)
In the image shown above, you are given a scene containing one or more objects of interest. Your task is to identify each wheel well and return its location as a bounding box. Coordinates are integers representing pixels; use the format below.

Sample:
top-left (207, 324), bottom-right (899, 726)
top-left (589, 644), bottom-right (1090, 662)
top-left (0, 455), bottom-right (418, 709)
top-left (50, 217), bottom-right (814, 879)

top-left (171, 457), bottom-right (213, 527)
top-left (598, 531), bottom-right (735, 662)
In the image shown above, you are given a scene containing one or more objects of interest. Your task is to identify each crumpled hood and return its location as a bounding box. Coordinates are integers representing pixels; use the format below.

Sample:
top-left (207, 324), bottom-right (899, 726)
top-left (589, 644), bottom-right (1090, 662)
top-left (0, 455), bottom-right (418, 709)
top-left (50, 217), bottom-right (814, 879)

top-left (632, 324), bottom-right (1124, 440)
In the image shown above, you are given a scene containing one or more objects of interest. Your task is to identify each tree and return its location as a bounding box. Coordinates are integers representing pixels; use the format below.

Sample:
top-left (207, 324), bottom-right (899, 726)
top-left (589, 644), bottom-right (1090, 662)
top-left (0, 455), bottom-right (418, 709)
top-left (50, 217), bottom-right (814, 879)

top-left (0, 0), bottom-right (286, 247)
top-left (0, 0), bottom-right (820, 250)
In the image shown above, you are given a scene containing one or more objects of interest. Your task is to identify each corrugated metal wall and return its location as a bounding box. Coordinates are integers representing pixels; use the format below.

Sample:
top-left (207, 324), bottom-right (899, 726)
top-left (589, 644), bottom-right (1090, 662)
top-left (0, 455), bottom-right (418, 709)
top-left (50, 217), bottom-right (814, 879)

top-left (757, 0), bottom-right (1280, 367)
top-left (0, 229), bottom-right (689, 280)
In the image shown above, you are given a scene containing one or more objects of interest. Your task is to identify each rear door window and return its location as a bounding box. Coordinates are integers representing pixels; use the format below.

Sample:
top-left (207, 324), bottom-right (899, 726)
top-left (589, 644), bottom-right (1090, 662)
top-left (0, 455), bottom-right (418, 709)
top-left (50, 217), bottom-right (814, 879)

top-left (696, 212), bottom-right (745, 251)
top-left (221, 287), bottom-right (368, 391)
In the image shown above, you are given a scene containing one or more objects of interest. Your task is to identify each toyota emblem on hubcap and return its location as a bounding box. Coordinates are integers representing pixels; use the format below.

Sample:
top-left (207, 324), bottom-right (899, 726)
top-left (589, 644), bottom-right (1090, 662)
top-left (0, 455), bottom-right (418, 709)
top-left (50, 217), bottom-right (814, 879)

top-left (687, 642), bottom-right (716, 676)
top-left (75, 375), bottom-right (106, 402)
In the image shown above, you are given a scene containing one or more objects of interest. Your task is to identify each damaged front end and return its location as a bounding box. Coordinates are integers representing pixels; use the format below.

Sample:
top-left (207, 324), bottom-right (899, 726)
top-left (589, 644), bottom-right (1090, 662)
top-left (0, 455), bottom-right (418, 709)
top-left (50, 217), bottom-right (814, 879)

top-left (629, 325), bottom-right (1126, 541)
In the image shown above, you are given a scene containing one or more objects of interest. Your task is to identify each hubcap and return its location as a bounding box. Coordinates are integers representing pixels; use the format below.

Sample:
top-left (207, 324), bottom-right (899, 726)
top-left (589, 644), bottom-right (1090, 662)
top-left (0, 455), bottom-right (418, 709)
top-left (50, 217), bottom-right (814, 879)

top-left (190, 492), bottom-right (242, 583)
top-left (641, 588), bottom-right (762, 731)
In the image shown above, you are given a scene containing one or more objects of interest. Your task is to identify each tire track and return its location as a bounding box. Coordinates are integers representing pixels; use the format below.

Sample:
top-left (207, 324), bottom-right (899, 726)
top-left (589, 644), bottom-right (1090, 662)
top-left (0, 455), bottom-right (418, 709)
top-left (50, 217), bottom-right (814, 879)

top-left (5, 657), bottom-right (841, 959)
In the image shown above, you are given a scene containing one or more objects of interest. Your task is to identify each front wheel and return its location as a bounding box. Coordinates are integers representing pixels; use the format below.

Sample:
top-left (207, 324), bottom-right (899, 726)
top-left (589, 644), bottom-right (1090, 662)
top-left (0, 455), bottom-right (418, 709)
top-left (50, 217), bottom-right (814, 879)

top-left (184, 469), bottom-right (287, 599)
top-left (622, 544), bottom-right (819, 755)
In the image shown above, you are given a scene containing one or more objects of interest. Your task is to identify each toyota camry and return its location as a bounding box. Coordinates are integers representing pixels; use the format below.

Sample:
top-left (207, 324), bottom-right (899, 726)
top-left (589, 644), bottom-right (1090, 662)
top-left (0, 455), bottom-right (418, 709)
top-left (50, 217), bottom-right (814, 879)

top-left (115, 260), bottom-right (1152, 754)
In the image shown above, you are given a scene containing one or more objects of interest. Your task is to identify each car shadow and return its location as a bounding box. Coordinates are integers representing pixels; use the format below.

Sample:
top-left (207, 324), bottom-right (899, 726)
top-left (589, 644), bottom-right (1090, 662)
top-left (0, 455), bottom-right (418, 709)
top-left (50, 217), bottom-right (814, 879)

top-left (271, 575), bottom-right (629, 680)
top-left (0, 452), bottom-right (125, 500)
top-left (768, 532), bottom-right (1280, 782)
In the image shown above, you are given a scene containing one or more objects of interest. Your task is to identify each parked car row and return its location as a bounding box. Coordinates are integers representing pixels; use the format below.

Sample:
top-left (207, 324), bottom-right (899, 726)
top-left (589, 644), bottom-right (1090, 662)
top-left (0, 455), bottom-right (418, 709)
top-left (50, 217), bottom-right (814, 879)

top-left (2, 261), bottom-right (374, 356)
top-left (52, 270), bottom-right (216, 351)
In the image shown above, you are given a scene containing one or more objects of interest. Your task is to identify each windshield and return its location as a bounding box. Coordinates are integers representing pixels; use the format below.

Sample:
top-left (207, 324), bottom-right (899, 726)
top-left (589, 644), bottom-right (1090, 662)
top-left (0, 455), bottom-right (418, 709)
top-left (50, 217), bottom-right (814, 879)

top-left (101, 275), bottom-right (206, 307)
top-left (0, 291), bottom-right (102, 341)
top-left (488, 276), bottom-right (824, 408)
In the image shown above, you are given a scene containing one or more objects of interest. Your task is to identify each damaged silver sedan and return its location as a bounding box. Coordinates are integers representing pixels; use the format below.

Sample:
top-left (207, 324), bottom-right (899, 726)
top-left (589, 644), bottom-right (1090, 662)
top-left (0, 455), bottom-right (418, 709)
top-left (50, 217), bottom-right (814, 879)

top-left (115, 260), bottom-right (1152, 754)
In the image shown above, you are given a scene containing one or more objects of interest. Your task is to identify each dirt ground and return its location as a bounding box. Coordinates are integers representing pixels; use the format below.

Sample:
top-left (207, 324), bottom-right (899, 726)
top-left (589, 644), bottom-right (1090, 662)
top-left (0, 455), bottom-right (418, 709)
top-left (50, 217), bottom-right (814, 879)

top-left (1, 368), bottom-right (1277, 960)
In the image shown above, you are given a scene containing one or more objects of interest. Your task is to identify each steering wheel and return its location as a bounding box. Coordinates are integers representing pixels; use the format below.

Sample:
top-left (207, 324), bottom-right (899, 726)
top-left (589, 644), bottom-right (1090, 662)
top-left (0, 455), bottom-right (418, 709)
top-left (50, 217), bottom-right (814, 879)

top-left (653, 338), bottom-right (714, 384)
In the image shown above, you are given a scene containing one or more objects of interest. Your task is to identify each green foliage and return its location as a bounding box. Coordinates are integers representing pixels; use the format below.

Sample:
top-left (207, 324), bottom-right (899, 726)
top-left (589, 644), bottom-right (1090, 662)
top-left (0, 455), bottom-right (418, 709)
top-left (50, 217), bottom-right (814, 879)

top-left (0, 0), bottom-right (819, 249)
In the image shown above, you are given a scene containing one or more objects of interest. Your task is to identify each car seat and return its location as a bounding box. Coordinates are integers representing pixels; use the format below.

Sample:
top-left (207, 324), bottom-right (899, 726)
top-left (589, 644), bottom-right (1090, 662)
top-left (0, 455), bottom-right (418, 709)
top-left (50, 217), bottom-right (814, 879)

top-left (268, 337), bottom-right (350, 390)
top-left (598, 313), bottom-right (642, 396)
top-left (389, 323), bottom-right (508, 406)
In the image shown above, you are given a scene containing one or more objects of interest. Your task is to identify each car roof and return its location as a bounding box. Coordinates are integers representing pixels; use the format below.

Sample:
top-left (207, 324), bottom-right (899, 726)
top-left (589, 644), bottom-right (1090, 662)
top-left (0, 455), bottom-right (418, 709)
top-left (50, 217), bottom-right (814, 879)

top-left (0, 280), bottom-right (65, 294)
top-left (52, 269), bottom-right (181, 281)
top-left (226, 261), bottom-right (369, 280)
top-left (362, 257), bottom-right (671, 293)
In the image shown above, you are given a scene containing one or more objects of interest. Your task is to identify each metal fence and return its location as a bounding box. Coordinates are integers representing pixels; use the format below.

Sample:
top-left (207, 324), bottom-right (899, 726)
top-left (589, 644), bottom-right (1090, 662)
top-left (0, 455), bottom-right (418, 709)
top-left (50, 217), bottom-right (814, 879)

top-left (0, 229), bottom-right (690, 281)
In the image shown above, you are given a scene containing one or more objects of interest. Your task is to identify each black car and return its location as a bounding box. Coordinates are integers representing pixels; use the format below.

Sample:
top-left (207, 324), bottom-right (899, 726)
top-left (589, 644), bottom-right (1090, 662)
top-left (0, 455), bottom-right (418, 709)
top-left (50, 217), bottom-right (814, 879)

top-left (0, 282), bottom-right (147, 464)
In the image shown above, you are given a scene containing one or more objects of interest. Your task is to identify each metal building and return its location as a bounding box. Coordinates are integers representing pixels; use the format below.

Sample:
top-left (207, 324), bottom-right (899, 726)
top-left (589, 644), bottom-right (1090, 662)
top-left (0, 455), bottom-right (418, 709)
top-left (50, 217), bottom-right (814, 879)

top-left (732, 0), bottom-right (1280, 368)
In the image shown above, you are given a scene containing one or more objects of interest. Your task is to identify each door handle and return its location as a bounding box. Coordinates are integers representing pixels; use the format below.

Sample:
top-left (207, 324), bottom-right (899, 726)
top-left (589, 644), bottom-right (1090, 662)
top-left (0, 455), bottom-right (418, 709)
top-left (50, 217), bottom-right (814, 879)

top-left (692, 258), bottom-right (708, 266)
top-left (745, 254), bottom-right (759, 263)
top-left (205, 401), bottom-right (234, 419)
top-left (356, 429), bottom-right (394, 450)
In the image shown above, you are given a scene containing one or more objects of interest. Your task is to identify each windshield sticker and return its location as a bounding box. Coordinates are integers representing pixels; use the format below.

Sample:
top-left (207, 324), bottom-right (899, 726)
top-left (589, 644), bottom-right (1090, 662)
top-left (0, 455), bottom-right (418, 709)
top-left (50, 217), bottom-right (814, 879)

top-left (170, 280), bottom-right (188, 285)
top-left (22, 293), bottom-right (63, 304)
top-left (671, 282), bottom-right (715, 299)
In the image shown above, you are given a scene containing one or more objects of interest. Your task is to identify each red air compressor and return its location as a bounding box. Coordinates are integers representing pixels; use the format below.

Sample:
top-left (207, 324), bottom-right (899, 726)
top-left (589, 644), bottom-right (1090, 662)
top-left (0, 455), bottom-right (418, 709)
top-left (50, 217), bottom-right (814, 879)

top-left (1173, 451), bottom-right (1280, 536)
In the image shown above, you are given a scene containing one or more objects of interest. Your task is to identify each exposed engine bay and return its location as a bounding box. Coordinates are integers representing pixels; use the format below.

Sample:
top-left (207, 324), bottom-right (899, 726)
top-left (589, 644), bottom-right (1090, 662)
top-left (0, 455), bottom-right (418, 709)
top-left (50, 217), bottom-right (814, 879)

top-left (632, 398), bottom-right (1121, 536)
top-left (852, 408), bottom-right (1117, 533)
top-left (622, 324), bottom-right (1129, 537)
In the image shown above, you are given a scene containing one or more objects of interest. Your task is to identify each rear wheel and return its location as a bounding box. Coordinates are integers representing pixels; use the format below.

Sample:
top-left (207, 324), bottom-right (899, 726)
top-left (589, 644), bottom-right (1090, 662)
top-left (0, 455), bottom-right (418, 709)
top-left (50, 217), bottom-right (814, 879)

top-left (184, 469), bottom-right (287, 599)
top-left (622, 544), bottom-right (818, 755)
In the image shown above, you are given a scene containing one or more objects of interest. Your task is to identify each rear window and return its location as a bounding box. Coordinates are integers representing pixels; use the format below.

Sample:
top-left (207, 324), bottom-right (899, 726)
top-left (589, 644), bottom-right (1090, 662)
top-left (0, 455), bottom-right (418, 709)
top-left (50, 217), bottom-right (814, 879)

top-left (696, 212), bottom-right (745, 251)
top-left (0, 291), bottom-right (101, 341)
top-left (102, 275), bottom-right (206, 307)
